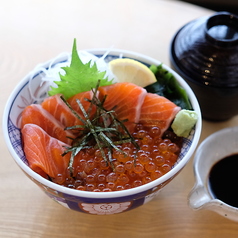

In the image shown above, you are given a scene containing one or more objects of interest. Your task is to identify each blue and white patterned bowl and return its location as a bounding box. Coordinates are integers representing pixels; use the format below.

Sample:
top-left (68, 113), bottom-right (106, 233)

top-left (3, 49), bottom-right (202, 215)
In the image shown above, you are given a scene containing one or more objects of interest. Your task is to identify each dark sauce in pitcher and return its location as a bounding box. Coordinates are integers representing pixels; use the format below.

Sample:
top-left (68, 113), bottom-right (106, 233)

top-left (209, 154), bottom-right (238, 207)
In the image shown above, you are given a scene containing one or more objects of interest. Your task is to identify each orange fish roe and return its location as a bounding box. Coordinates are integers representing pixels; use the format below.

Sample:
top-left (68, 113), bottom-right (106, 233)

top-left (56, 124), bottom-right (182, 192)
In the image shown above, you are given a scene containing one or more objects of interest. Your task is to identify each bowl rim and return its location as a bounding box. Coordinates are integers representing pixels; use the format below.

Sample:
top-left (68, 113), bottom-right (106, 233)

top-left (3, 48), bottom-right (202, 199)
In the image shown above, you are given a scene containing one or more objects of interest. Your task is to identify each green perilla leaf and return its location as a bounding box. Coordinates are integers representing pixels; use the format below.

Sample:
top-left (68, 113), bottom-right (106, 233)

top-left (48, 39), bottom-right (113, 99)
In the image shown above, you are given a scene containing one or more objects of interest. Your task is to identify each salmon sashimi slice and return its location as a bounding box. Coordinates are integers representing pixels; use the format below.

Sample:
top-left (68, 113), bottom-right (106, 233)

top-left (41, 94), bottom-right (82, 129)
top-left (139, 93), bottom-right (181, 134)
top-left (22, 124), bottom-right (71, 183)
top-left (67, 90), bottom-right (98, 121)
top-left (98, 82), bottom-right (147, 131)
top-left (21, 104), bottom-right (74, 144)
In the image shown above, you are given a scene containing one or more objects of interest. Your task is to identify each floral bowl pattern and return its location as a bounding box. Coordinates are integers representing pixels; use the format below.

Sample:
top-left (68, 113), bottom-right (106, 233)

top-left (3, 49), bottom-right (202, 215)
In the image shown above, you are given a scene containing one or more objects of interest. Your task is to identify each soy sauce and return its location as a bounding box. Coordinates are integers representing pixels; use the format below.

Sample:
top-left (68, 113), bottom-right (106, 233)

top-left (209, 154), bottom-right (238, 207)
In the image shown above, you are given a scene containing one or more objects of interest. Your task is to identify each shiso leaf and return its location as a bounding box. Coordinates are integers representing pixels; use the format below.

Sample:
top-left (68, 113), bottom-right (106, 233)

top-left (48, 39), bottom-right (113, 99)
top-left (145, 64), bottom-right (192, 110)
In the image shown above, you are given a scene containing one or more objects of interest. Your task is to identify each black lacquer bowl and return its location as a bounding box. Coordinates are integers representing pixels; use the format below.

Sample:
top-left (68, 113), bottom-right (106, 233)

top-left (170, 11), bottom-right (238, 121)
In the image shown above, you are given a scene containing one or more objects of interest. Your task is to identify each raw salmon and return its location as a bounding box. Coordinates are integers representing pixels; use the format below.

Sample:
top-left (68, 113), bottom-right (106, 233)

top-left (98, 82), bottom-right (147, 131)
top-left (67, 90), bottom-right (98, 120)
top-left (139, 93), bottom-right (181, 134)
top-left (21, 82), bottom-right (181, 182)
top-left (41, 94), bottom-right (82, 128)
top-left (21, 104), bottom-right (74, 144)
top-left (22, 124), bottom-right (71, 183)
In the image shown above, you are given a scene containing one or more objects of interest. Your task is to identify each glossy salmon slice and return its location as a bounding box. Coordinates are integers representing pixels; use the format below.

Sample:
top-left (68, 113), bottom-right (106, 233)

top-left (41, 94), bottom-right (82, 128)
top-left (139, 93), bottom-right (181, 134)
top-left (21, 124), bottom-right (71, 183)
top-left (67, 90), bottom-right (98, 120)
top-left (98, 82), bottom-right (147, 130)
top-left (21, 104), bottom-right (74, 144)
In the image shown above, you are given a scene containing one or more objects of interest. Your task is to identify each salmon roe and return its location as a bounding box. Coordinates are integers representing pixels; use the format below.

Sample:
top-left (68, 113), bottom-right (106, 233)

top-left (57, 125), bottom-right (182, 192)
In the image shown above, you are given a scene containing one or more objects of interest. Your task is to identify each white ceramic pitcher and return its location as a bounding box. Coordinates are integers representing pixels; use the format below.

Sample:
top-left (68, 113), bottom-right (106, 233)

top-left (188, 127), bottom-right (238, 222)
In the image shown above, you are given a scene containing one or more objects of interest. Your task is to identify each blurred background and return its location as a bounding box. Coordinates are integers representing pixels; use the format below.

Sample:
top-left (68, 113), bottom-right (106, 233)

top-left (180, 0), bottom-right (238, 14)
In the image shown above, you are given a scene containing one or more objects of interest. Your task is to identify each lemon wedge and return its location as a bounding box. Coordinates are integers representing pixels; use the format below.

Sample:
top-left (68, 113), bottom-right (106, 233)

top-left (109, 58), bottom-right (157, 87)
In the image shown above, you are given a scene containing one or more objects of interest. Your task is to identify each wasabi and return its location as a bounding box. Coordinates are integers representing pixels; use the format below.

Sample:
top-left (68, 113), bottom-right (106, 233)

top-left (171, 109), bottom-right (198, 137)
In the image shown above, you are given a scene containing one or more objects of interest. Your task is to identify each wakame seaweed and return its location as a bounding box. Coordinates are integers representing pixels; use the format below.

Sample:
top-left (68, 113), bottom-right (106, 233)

top-left (145, 64), bottom-right (192, 110)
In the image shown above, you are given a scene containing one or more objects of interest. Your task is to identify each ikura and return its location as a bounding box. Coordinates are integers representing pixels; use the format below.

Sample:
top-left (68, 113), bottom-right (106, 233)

top-left (56, 125), bottom-right (182, 192)
top-left (21, 81), bottom-right (183, 192)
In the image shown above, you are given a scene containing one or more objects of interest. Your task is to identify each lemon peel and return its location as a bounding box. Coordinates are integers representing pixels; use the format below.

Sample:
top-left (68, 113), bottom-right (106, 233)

top-left (109, 58), bottom-right (157, 87)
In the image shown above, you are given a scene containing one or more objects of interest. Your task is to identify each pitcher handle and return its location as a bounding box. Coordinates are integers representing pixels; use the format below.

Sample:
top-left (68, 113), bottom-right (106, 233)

top-left (188, 183), bottom-right (211, 210)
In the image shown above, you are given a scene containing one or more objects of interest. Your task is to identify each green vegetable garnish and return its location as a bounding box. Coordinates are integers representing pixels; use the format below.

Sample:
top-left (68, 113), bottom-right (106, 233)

top-left (48, 39), bottom-right (113, 99)
top-left (61, 81), bottom-right (139, 175)
top-left (145, 64), bottom-right (192, 110)
top-left (171, 109), bottom-right (198, 137)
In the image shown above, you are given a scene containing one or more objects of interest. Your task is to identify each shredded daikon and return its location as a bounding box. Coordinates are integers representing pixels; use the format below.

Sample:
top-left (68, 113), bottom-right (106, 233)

top-left (28, 50), bottom-right (116, 103)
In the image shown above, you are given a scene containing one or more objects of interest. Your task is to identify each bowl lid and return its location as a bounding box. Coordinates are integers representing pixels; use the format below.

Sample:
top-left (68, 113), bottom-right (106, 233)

top-left (170, 12), bottom-right (238, 88)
